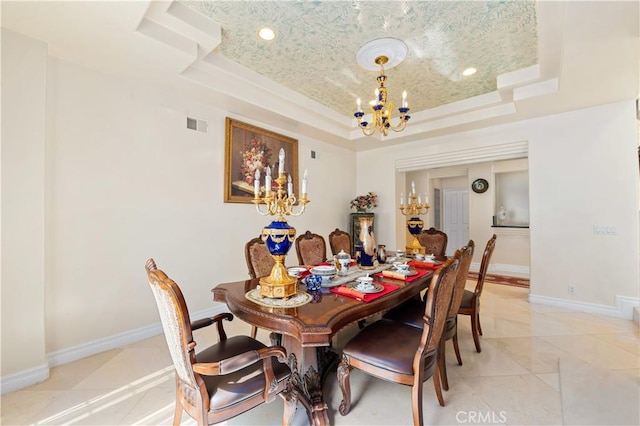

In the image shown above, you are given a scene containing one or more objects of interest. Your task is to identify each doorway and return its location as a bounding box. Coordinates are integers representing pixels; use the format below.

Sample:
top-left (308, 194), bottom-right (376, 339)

top-left (443, 189), bottom-right (469, 257)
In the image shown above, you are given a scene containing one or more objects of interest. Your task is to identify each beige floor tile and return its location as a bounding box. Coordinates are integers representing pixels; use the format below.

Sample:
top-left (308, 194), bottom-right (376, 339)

top-left (463, 374), bottom-right (563, 425)
top-left (0, 390), bottom-right (59, 425)
top-left (31, 349), bottom-right (122, 391)
top-left (490, 336), bottom-right (565, 374)
top-left (559, 356), bottom-right (640, 425)
top-left (541, 334), bottom-right (640, 370)
top-left (452, 338), bottom-right (531, 378)
top-left (535, 372), bottom-right (561, 392)
top-left (73, 349), bottom-right (173, 390)
top-left (593, 331), bottom-right (640, 356)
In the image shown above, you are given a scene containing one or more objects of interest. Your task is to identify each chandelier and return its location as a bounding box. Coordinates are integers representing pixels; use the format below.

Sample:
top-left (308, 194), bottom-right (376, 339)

top-left (354, 38), bottom-right (410, 137)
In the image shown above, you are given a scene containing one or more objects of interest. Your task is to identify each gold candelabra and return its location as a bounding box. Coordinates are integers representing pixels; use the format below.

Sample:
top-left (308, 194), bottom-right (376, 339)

top-left (399, 186), bottom-right (430, 254)
top-left (253, 173), bottom-right (309, 220)
top-left (252, 154), bottom-right (309, 299)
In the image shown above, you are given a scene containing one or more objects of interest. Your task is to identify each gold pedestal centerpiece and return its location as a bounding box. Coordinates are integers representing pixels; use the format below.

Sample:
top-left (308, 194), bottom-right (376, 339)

top-left (252, 149), bottom-right (309, 299)
top-left (399, 182), bottom-right (430, 255)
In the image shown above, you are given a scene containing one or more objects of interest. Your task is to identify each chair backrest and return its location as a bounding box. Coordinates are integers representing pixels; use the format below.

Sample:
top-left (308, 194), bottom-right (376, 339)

top-left (474, 234), bottom-right (497, 297)
top-left (295, 230), bottom-right (327, 265)
top-left (145, 259), bottom-right (198, 390)
top-left (417, 227), bottom-right (448, 260)
top-left (244, 236), bottom-right (275, 279)
top-left (419, 257), bottom-right (459, 354)
top-left (328, 228), bottom-right (352, 256)
top-left (447, 240), bottom-right (475, 319)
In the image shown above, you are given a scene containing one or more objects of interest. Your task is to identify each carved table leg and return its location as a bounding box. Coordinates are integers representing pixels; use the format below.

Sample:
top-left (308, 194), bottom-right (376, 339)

top-left (337, 354), bottom-right (352, 416)
top-left (282, 335), bottom-right (330, 426)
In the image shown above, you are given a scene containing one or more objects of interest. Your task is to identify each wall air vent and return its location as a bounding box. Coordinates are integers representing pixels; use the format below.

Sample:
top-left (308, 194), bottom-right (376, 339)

top-left (186, 116), bottom-right (208, 132)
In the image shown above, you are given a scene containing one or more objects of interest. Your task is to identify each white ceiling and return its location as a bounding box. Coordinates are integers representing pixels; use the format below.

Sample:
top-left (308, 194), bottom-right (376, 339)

top-left (2, 1), bottom-right (638, 151)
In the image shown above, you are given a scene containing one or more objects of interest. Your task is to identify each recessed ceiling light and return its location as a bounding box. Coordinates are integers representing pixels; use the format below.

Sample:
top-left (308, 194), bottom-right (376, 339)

top-left (258, 27), bottom-right (276, 41)
top-left (462, 67), bottom-right (477, 77)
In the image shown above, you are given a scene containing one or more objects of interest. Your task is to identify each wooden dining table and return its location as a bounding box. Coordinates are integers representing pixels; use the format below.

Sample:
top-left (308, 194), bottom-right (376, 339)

top-left (212, 268), bottom-right (434, 426)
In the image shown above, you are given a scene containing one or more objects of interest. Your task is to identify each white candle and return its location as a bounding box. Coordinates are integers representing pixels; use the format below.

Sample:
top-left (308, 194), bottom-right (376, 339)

top-left (356, 97), bottom-right (362, 112)
top-left (278, 148), bottom-right (285, 175)
top-left (400, 192), bottom-right (404, 206)
top-left (254, 169), bottom-right (261, 195)
top-left (302, 169), bottom-right (308, 194)
top-left (411, 181), bottom-right (416, 195)
top-left (424, 192), bottom-right (429, 204)
top-left (265, 166), bottom-right (271, 192)
top-left (402, 90), bottom-right (407, 108)
top-left (418, 195), bottom-right (421, 204)
top-left (287, 174), bottom-right (293, 195)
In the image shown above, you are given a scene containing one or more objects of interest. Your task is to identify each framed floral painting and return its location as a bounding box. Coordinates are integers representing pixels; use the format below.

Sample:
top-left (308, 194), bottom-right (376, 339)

top-left (224, 117), bottom-right (299, 204)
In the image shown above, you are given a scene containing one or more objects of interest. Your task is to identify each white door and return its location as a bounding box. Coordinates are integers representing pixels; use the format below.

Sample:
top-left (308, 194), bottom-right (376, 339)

top-left (443, 189), bottom-right (469, 256)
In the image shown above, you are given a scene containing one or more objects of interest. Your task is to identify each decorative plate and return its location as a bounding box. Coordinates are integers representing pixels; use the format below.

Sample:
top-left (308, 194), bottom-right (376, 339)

top-left (347, 282), bottom-right (384, 294)
top-left (471, 178), bottom-right (489, 194)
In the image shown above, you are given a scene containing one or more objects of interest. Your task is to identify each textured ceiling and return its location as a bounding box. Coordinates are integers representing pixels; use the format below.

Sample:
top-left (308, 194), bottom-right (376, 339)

top-left (181, 1), bottom-right (538, 117)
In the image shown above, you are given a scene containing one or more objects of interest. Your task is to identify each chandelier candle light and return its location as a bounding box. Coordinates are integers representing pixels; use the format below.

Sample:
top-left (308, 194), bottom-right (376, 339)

top-left (252, 148), bottom-right (309, 299)
top-left (399, 180), bottom-right (430, 255)
top-left (354, 38), bottom-right (411, 137)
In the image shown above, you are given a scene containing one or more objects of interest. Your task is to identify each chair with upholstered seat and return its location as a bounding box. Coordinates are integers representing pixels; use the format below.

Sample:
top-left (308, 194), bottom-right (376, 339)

top-left (383, 241), bottom-right (474, 391)
top-left (417, 227), bottom-right (448, 260)
top-left (328, 228), bottom-right (352, 256)
top-left (244, 236), bottom-right (276, 338)
top-left (295, 230), bottom-right (327, 265)
top-left (145, 258), bottom-right (295, 425)
top-left (245, 235), bottom-right (275, 280)
top-left (337, 257), bottom-right (459, 425)
top-left (459, 234), bottom-right (497, 353)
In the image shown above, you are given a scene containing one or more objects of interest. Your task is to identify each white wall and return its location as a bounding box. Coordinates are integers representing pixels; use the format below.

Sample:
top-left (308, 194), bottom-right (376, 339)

top-left (1, 32), bottom-right (356, 383)
top-left (358, 101), bottom-right (639, 309)
top-left (527, 102), bottom-right (640, 305)
top-left (1, 30), bottom-right (49, 382)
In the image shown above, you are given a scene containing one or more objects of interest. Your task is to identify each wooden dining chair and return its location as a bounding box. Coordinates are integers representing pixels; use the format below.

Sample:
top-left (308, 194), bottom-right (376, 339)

top-left (383, 241), bottom-right (474, 391)
top-left (328, 228), bottom-right (352, 256)
top-left (295, 230), bottom-right (327, 265)
top-left (337, 257), bottom-right (460, 425)
top-left (145, 258), bottom-right (295, 425)
top-left (459, 234), bottom-right (497, 353)
top-left (244, 236), bottom-right (276, 338)
top-left (417, 227), bottom-right (448, 260)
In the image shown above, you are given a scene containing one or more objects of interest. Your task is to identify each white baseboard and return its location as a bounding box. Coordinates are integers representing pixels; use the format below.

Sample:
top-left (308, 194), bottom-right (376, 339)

top-left (0, 363), bottom-right (49, 395)
top-left (470, 262), bottom-right (530, 278)
top-left (528, 294), bottom-right (640, 320)
top-left (1, 304), bottom-right (228, 394)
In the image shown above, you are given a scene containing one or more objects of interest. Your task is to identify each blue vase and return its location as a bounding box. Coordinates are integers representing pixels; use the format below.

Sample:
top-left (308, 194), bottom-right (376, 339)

top-left (406, 217), bottom-right (424, 254)
top-left (407, 217), bottom-right (424, 237)
top-left (262, 219), bottom-right (296, 256)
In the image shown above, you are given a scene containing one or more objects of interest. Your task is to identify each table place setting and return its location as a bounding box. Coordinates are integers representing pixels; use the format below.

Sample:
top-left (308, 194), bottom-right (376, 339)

top-left (374, 260), bottom-right (429, 282)
top-left (329, 275), bottom-right (399, 302)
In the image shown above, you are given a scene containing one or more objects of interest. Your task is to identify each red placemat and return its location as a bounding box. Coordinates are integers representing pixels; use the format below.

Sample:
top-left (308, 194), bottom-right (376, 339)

top-left (330, 281), bottom-right (399, 302)
top-left (408, 260), bottom-right (442, 270)
top-left (374, 268), bottom-right (429, 283)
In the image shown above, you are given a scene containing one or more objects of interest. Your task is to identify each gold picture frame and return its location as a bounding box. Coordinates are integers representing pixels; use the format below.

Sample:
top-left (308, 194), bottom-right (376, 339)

top-left (224, 117), bottom-right (299, 204)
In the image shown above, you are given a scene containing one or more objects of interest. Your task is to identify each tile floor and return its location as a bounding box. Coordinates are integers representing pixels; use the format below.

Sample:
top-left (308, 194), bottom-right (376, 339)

top-left (2, 282), bottom-right (639, 425)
